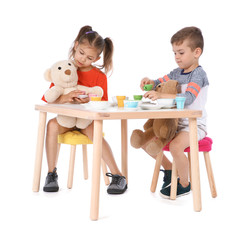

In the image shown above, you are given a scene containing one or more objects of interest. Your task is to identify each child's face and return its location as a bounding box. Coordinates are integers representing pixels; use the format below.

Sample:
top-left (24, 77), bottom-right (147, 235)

top-left (172, 39), bottom-right (201, 72)
top-left (74, 42), bottom-right (100, 70)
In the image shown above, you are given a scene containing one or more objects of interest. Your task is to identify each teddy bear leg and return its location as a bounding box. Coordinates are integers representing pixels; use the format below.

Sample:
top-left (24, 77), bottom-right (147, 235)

top-left (146, 138), bottom-right (166, 156)
top-left (76, 118), bottom-right (93, 129)
top-left (57, 115), bottom-right (77, 128)
top-left (130, 130), bottom-right (145, 148)
top-left (130, 128), bottom-right (155, 149)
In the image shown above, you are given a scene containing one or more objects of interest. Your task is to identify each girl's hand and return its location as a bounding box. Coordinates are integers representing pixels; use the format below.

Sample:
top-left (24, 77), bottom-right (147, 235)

top-left (140, 77), bottom-right (154, 90)
top-left (74, 95), bottom-right (90, 104)
top-left (54, 90), bottom-right (89, 104)
top-left (143, 90), bottom-right (161, 101)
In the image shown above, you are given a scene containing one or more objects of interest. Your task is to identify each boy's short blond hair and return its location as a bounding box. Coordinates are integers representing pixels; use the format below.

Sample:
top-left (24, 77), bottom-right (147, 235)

top-left (171, 26), bottom-right (204, 53)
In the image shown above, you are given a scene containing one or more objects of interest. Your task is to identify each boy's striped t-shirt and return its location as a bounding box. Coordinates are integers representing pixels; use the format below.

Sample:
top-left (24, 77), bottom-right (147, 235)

top-left (154, 66), bottom-right (209, 133)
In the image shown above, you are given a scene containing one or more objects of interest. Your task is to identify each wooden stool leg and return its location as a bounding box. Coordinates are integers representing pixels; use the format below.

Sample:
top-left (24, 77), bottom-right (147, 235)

top-left (187, 152), bottom-right (192, 190)
top-left (204, 152), bottom-right (217, 198)
top-left (150, 152), bottom-right (163, 193)
top-left (67, 145), bottom-right (76, 189)
top-left (82, 144), bottom-right (88, 180)
top-left (101, 159), bottom-right (110, 185)
top-left (170, 160), bottom-right (178, 200)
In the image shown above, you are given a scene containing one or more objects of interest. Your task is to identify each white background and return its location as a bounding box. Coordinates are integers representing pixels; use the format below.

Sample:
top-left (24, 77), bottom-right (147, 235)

top-left (1, 0), bottom-right (250, 239)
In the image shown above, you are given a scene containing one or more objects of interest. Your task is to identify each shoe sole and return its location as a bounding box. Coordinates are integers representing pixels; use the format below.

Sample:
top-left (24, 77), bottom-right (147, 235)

top-left (159, 190), bottom-right (190, 199)
top-left (107, 185), bottom-right (127, 194)
top-left (43, 186), bottom-right (59, 192)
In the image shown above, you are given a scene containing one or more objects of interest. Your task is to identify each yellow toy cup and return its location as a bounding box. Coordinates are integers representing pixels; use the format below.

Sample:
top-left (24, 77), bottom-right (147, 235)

top-left (91, 96), bottom-right (102, 101)
top-left (116, 96), bottom-right (126, 107)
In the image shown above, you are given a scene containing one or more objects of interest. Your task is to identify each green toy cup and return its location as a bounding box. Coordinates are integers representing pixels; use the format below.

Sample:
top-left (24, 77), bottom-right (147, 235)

top-left (143, 84), bottom-right (153, 91)
top-left (133, 95), bottom-right (143, 100)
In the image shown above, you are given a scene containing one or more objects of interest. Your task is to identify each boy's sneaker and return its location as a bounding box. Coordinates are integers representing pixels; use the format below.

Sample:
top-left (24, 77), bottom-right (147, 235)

top-left (106, 173), bottom-right (127, 194)
top-left (160, 169), bottom-right (172, 189)
top-left (160, 180), bottom-right (191, 199)
top-left (43, 168), bottom-right (59, 192)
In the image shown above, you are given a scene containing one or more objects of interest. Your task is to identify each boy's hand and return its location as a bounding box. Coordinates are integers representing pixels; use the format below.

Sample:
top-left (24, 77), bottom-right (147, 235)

top-left (143, 90), bottom-right (161, 101)
top-left (140, 77), bottom-right (155, 90)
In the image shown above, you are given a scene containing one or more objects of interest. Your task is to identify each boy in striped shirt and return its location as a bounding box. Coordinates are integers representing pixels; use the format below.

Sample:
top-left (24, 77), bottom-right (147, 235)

top-left (140, 26), bottom-right (208, 198)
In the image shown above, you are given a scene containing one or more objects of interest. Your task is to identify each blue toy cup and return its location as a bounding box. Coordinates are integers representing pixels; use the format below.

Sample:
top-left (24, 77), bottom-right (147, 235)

top-left (124, 100), bottom-right (139, 109)
top-left (175, 96), bottom-right (186, 109)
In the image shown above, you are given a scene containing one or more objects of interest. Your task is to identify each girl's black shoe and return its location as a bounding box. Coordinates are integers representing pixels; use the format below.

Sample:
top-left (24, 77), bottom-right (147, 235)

top-left (43, 168), bottom-right (59, 192)
top-left (106, 173), bottom-right (127, 194)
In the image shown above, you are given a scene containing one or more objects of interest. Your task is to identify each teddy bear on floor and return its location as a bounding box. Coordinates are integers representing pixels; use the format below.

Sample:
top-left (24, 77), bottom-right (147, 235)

top-left (43, 60), bottom-right (103, 129)
top-left (130, 80), bottom-right (179, 156)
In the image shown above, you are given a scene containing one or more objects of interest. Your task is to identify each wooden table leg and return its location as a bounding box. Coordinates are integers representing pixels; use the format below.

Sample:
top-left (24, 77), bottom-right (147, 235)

top-left (32, 111), bottom-right (47, 192)
top-left (90, 120), bottom-right (103, 221)
top-left (121, 119), bottom-right (128, 182)
top-left (189, 118), bottom-right (202, 212)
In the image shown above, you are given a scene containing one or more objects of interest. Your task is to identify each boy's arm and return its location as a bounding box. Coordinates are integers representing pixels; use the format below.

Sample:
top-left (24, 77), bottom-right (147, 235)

top-left (153, 75), bottom-right (170, 89)
top-left (143, 91), bottom-right (176, 101)
top-left (140, 77), bottom-right (155, 90)
top-left (182, 69), bottom-right (208, 106)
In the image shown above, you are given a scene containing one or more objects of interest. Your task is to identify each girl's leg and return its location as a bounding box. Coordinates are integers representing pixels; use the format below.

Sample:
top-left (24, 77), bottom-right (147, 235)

top-left (141, 137), bottom-right (173, 170)
top-left (81, 122), bottom-right (122, 176)
top-left (45, 118), bottom-right (73, 172)
top-left (169, 131), bottom-right (190, 187)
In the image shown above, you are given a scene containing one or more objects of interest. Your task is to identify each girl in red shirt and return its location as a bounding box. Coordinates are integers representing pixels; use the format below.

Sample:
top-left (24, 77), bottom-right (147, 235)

top-left (43, 26), bottom-right (127, 194)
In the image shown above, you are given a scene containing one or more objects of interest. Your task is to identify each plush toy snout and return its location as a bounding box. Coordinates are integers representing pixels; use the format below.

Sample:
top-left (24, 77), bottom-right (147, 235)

top-left (65, 69), bottom-right (71, 75)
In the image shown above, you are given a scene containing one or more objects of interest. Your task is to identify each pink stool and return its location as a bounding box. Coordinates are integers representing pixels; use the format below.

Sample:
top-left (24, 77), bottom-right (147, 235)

top-left (151, 137), bottom-right (217, 202)
top-left (163, 137), bottom-right (213, 152)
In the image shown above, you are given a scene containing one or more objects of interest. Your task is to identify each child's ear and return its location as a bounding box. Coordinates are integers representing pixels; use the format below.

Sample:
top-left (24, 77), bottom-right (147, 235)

top-left (195, 47), bottom-right (202, 58)
top-left (74, 41), bottom-right (79, 51)
top-left (44, 69), bottom-right (52, 82)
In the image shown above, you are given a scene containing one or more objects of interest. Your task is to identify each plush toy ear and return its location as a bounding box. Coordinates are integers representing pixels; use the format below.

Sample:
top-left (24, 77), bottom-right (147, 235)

top-left (44, 68), bottom-right (52, 82)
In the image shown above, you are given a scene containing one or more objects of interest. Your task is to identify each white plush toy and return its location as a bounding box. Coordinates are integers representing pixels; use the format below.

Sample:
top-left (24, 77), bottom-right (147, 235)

top-left (44, 60), bottom-right (104, 129)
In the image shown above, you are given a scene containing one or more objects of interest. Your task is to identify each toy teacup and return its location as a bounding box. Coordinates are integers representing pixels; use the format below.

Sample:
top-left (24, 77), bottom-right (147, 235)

top-left (143, 84), bottom-right (153, 91)
top-left (116, 96), bottom-right (126, 107)
top-left (133, 95), bottom-right (143, 100)
top-left (175, 95), bottom-right (186, 109)
top-left (91, 96), bottom-right (102, 101)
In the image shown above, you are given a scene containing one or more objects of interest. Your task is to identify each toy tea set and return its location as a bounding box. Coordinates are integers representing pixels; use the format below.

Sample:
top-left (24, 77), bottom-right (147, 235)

top-left (89, 81), bottom-right (186, 111)
top-left (114, 81), bottom-right (186, 110)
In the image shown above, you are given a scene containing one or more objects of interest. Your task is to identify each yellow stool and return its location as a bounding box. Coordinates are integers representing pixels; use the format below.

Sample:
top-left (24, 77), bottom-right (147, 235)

top-left (57, 130), bottom-right (110, 189)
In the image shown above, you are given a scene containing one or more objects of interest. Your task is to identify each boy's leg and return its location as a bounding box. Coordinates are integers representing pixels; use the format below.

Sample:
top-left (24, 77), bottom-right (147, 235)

top-left (141, 137), bottom-right (173, 189)
top-left (169, 131), bottom-right (190, 187)
top-left (141, 137), bottom-right (172, 170)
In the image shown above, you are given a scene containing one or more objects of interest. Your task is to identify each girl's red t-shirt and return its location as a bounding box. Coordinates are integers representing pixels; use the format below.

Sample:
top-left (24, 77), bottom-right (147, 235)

top-left (42, 67), bottom-right (108, 102)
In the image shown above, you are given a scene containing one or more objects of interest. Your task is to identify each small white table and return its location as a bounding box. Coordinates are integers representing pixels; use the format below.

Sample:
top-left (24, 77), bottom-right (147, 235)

top-left (32, 104), bottom-right (202, 220)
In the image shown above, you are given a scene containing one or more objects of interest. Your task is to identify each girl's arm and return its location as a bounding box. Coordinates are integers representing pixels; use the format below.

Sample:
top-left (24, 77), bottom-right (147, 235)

top-left (51, 90), bottom-right (89, 104)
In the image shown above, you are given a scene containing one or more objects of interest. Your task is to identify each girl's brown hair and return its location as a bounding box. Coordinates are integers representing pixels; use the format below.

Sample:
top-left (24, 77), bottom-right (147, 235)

top-left (171, 26), bottom-right (204, 53)
top-left (69, 25), bottom-right (114, 75)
